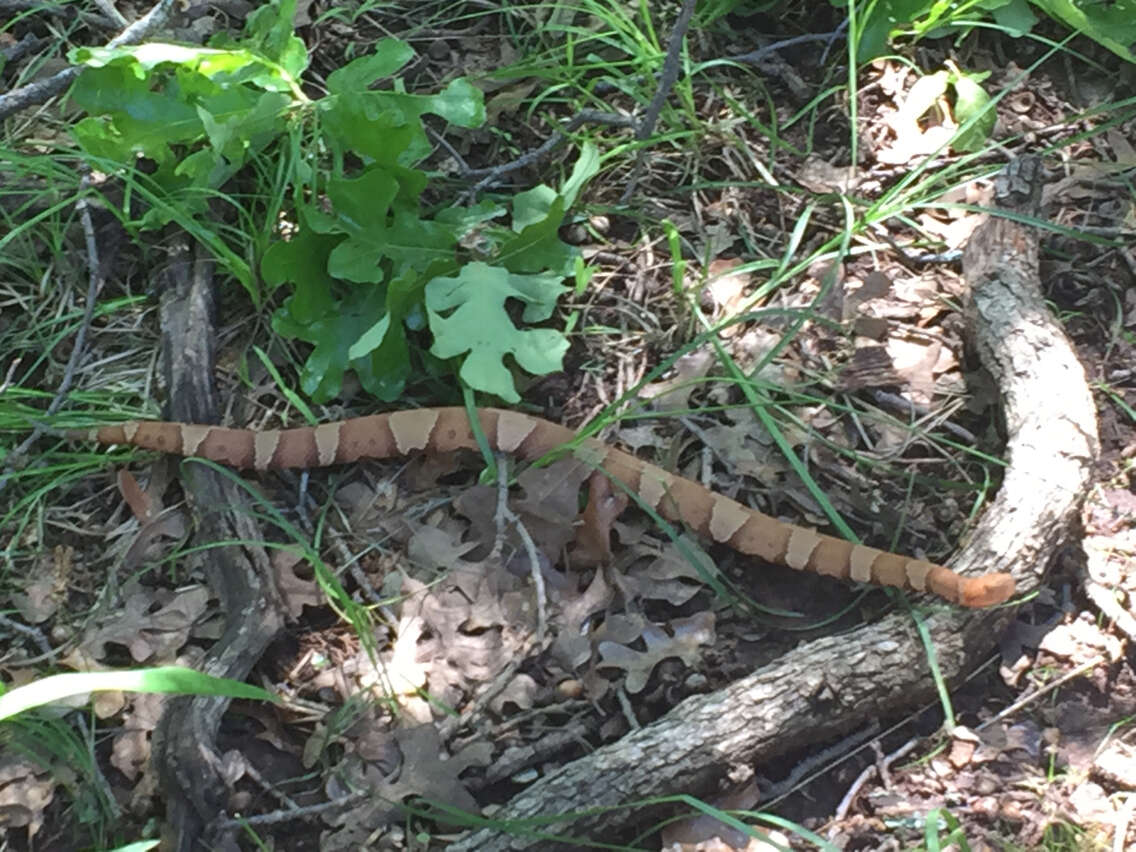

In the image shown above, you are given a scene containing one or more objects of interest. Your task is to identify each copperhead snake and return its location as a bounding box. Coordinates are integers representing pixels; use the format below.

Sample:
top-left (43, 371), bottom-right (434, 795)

top-left (71, 406), bottom-right (1015, 607)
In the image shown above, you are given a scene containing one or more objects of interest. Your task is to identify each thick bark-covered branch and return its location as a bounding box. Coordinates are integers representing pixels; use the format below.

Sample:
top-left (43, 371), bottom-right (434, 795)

top-left (148, 239), bottom-right (286, 850)
top-left (448, 155), bottom-right (1099, 850)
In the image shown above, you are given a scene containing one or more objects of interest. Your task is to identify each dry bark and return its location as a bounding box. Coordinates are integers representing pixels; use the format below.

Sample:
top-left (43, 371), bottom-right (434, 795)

top-left (147, 238), bottom-right (286, 850)
top-left (448, 155), bottom-right (1100, 850)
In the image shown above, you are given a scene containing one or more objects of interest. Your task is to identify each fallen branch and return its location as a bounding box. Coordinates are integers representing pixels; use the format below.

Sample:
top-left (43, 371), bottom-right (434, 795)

top-left (447, 156), bottom-right (1100, 851)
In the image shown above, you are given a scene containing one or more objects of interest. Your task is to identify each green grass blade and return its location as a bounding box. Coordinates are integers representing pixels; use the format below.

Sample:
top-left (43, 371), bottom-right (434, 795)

top-left (0, 667), bottom-right (278, 721)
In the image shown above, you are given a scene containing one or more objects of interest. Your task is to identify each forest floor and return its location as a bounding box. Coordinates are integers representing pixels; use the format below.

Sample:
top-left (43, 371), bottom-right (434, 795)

top-left (2, 1), bottom-right (1135, 850)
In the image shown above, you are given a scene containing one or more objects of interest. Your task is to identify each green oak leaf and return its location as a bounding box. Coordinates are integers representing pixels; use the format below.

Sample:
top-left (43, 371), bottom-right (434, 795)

top-left (512, 184), bottom-right (559, 232)
top-left (272, 283), bottom-right (412, 402)
top-left (196, 90), bottom-right (290, 162)
top-left (983, 0), bottom-right (1038, 37)
top-left (1031, 0), bottom-right (1135, 63)
top-left (70, 64), bottom-right (202, 163)
top-left (951, 72), bottom-right (995, 152)
top-left (496, 195), bottom-right (574, 275)
top-left (426, 263), bottom-right (569, 402)
top-left (326, 39), bottom-right (416, 94)
top-left (320, 167), bottom-right (458, 282)
top-left (261, 224), bottom-right (340, 317)
top-left (225, 0), bottom-right (309, 81)
top-left (320, 43), bottom-right (484, 166)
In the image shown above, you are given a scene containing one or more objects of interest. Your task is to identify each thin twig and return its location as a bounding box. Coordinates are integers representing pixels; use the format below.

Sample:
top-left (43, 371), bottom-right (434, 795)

top-left (489, 453), bottom-right (510, 565)
top-left (592, 27), bottom-right (848, 97)
top-left (975, 655), bottom-right (1108, 733)
top-left (0, 1), bottom-right (119, 29)
top-left (0, 357), bottom-right (20, 393)
top-left (438, 650), bottom-right (525, 743)
top-left (90, 0), bottom-right (129, 28)
top-left (242, 758), bottom-right (303, 812)
top-left (1, 34), bottom-right (49, 66)
top-left (503, 505), bottom-right (547, 643)
top-left (486, 451), bottom-right (548, 637)
top-left (437, 454), bottom-right (549, 743)
top-left (426, 124), bottom-right (471, 174)
top-left (867, 389), bottom-right (978, 444)
top-left (0, 613), bottom-right (54, 657)
top-left (621, 22), bottom-right (850, 203)
top-left (0, 0), bottom-right (176, 122)
top-left (73, 711), bottom-right (122, 821)
top-left (460, 110), bottom-right (634, 199)
top-left (758, 721), bottom-right (881, 804)
top-left (726, 27), bottom-right (847, 68)
top-left (209, 791), bottom-right (369, 832)
top-left (830, 737), bottom-right (920, 829)
top-left (1114, 792), bottom-right (1135, 852)
top-left (0, 170), bottom-right (103, 496)
top-left (615, 685), bottom-right (641, 730)
top-left (620, 0), bottom-right (699, 203)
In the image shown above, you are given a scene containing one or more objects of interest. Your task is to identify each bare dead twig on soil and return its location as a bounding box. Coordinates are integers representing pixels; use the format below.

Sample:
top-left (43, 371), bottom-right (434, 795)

top-left (975, 654), bottom-right (1108, 734)
top-left (438, 456), bottom-right (548, 743)
top-left (505, 504), bottom-right (548, 643)
top-left (0, 171), bottom-right (103, 498)
top-left (1, 34), bottom-right (50, 66)
top-left (615, 685), bottom-right (641, 730)
top-left (0, 613), bottom-right (53, 657)
top-left (867, 390), bottom-right (978, 445)
top-left (757, 721), bottom-right (881, 805)
top-left (90, 0), bottom-right (129, 28)
top-left (297, 495), bottom-right (389, 608)
top-left (0, 0), bottom-right (119, 30)
top-left (591, 27), bottom-right (849, 97)
top-left (489, 453), bottom-right (511, 564)
top-left (240, 757), bottom-right (304, 812)
top-left (209, 791), bottom-right (369, 834)
top-left (830, 737), bottom-right (920, 831)
top-left (473, 721), bottom-right (592, 789)
top-left (726, 27), bottom-right (848, 68)
top-left (460, 110), bottom-right (634, 200)
top-left (438, 641), bottom-right (528, 744)
top-left (619, 0), bottom-right (698, 204)
top-left (488, 453), bottom-right (547, 641)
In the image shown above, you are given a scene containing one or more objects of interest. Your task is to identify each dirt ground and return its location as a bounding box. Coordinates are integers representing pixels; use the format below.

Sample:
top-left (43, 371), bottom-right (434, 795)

top-left (2, 2), bottom-right (1136, 850)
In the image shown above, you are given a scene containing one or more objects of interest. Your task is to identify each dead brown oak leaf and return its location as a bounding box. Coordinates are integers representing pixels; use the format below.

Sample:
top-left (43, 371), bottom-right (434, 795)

top-left (598, 611), bottom-right (716, 694)
top-left (571, 473), bottom-right (628, 567)
top-left (0, 754), bottom-right (59, 844)
top-left (389, 561), bottom-right (519, 711)
top-left (109, 692), bottom-right (166, 783)
top-left (79, 581), bottom-right (209, 662)
top-left (321, 723), bottom-right (491, 849)
top-left (638, 348), bottom-right (715, 413)
top-left (549, 568), bottom-right (614, 671)
top-left (451, 456), bottom-right (587, 572)
top-left (271, 549), bottom-right (326, 619)
top-left (623, 537), bottom-right (714, 607)
top-left (694, 412), bottom-right (786, 488)
top-left (9, 545), bottom-right (72, 624)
